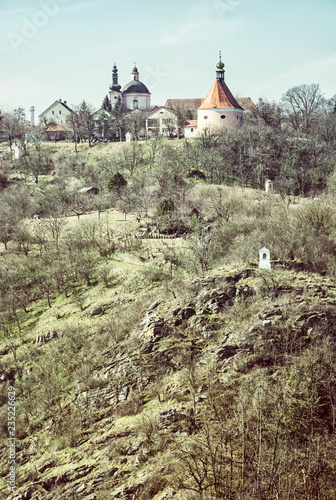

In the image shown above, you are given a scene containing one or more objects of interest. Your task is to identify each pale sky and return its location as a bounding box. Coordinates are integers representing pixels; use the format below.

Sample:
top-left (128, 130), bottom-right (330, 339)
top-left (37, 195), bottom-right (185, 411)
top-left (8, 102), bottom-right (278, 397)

top-left (0, 0), bottom-right (335, 120)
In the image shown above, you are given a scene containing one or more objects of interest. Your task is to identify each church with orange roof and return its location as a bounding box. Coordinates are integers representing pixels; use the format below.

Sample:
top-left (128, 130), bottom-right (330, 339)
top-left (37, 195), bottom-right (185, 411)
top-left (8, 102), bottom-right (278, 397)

top-left (185, 53), bottom-right (244, 137)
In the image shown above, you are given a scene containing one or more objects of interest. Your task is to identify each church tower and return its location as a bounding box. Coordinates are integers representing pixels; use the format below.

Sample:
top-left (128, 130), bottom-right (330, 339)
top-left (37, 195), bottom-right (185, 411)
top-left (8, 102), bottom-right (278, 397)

top-left (197, 53), bottom-right (243, 134)
top-left (109, 63), bottom-right (122, 109)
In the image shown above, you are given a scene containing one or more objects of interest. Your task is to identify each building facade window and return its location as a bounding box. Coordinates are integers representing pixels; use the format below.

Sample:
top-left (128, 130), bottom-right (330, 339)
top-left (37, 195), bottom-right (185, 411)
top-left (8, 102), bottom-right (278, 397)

top-left (133, 100), bottom-right (138, 109)
top-left (204, 116), bottom-right (208, 120)
top-left (221, 115), bottom-right (226, 119)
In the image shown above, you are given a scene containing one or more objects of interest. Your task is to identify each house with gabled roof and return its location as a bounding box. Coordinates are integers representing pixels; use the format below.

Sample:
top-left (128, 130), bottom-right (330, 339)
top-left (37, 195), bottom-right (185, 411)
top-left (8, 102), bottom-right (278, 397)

top-left (146, 106), bottom-right (178, 137)
top-left (39, 99), bottom-right (74, 124)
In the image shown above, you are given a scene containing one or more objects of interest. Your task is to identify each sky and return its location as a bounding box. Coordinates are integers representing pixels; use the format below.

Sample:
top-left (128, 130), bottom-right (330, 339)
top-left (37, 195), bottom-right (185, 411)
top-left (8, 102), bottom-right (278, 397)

top-left (0, 0), bottom-right (335, 121)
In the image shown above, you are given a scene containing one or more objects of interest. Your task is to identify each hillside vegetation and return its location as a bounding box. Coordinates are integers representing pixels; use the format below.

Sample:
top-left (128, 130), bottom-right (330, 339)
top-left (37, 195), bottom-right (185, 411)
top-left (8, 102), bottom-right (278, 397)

top-left (1, 104), bottom-right (336, 498)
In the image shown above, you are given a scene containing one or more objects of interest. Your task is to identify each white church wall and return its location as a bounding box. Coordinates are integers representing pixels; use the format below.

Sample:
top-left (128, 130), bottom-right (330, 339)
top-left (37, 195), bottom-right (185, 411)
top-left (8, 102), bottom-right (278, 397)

top-left (124, 94), bottom-right (150, 111)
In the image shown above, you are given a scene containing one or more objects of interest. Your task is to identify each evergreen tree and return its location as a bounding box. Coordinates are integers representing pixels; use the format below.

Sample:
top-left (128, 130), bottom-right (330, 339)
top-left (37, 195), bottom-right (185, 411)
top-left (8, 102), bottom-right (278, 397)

top-left (102, 95), bottom-right (112, 112)
top-left (113, 95), bottom-right (124, 118)
top-left (78, 100), bottom-right (95, 147)
top-left (113, 95), bottom-right (126, 141)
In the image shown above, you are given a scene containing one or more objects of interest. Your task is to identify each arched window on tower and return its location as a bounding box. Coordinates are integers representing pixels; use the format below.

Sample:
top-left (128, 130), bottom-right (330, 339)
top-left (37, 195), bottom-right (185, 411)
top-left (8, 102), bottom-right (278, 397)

top-left (133, 99), bottom-right (138, 109)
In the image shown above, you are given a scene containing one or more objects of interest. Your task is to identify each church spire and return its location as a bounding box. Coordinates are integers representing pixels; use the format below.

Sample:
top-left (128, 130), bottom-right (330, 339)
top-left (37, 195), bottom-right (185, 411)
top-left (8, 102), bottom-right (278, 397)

top-left (131, 62), bottom-right (139, 81)
top-left (110, 62), bottom-right (121, 92)
top-left (216, 51), bottom-right (225, 85)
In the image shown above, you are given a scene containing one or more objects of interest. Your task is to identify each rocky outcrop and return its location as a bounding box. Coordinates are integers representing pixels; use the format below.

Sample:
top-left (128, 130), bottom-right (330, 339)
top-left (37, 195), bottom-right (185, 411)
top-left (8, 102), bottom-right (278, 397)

top-left (35, 331), bottom-right (59, 344)
top-left (159, 407), bottom-right (194, 433)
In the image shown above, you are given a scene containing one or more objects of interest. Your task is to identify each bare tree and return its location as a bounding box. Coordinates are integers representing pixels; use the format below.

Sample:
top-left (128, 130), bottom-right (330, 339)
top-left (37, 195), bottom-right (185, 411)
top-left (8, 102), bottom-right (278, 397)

top-left (125, 111), bottom-right (147, 141)
top-left (66, 109), bottom-right (81, 153)
top-left (0, 107), bottom-right (26, 160)
top-left (281, 84), bottom-right (325, 134)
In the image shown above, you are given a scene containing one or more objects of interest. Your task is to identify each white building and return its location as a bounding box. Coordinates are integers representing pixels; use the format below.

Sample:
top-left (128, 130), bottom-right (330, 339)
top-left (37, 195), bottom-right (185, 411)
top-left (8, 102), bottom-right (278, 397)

top-left (259, 248), bottom-right (271, 270)
top-left (39, 99), bottom-right (74, 124)
top-left (108, 63), bottom-right (151, 112)
top-left (146, 107), bottom-right (178, 137)
top-left (184, 120), bottom-right (198, 138)
top-left (197, 54), bottom-right (243, 135)
top-left (265, 180), bottom-right (274, 193)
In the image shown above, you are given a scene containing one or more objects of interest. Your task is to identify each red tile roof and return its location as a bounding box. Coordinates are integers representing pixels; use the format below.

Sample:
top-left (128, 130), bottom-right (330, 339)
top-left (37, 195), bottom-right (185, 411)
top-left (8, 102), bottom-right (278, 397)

top-left (184, 120), bottom-right (198, 128)
top-left (198, 80), bottom-right (243, 110)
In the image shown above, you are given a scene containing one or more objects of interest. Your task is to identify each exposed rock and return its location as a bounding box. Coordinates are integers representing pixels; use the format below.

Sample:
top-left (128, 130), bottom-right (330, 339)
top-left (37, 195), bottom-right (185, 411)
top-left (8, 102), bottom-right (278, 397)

top-left (236, 285), bottom-right (255, 300)
top-left (91, 468), bottom-right (118, 487)
top-left (75, 483), bottom-right (86, 493)
top-left (189, 315), bottom-right (220, 335)
top-left (193, 285), bottom-right (236, 313)
top-left (159, 408), bottom-right (194, 432)
top-left (41, 464), bottom-right (94, 491)
top-left (172, 307), bottom-right (181, 317)
top-left (216, 345), bottom-right (239, 361)
top-left (259, 307), bottom-right (282, 320)
top-left (140, 315), bottom-right (169, 347)
top-left (37, 461), bottom-right (54, 474)
top-left (147, 300), bottom-right (161, 313)
top-left (91, 306), bottom-right (104, 316)
top-left (35, 331), bottom-right (59, 344)
top-left (180, 307), bottom-right (196, 320)
top-left (297, 311), bottom-right (336, 332)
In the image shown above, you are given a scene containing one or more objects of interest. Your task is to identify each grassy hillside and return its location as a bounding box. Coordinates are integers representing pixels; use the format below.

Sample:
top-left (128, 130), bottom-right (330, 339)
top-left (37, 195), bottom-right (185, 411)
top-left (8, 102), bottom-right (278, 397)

top-left (1, 255), bottom-right (336, 499)
top-left (1, 132), bottom-right (336, 499)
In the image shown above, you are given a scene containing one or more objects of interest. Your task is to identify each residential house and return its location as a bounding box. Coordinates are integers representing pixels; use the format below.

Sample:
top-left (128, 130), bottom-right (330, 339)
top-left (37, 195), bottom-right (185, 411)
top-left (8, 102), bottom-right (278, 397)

top-left (146, 107), bottom-right (178, 137)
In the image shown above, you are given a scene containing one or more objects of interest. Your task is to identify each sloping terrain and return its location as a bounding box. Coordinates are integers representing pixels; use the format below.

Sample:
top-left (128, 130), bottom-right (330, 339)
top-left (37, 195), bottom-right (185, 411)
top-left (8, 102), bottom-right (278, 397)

top-left (2, 262), bottom-right (336, 499)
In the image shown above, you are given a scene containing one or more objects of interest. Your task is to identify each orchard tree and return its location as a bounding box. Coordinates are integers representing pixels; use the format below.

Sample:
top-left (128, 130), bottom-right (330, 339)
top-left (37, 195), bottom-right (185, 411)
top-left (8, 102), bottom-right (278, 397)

top-left (16, 148), bottom-right (53, 184)
top-left (116, 141), bottom-right (145, 177)
top-left (66, 109), bottom-right (81, 153)
top-left (125, 111), bottom-right (147, 141)
top-left (0, 107), bottom-right (26, 160)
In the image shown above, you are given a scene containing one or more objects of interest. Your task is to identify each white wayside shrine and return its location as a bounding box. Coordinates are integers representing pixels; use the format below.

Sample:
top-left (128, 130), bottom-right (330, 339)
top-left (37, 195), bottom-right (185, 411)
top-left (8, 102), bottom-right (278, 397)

top-left (259, 248), bottom-right (271, 270)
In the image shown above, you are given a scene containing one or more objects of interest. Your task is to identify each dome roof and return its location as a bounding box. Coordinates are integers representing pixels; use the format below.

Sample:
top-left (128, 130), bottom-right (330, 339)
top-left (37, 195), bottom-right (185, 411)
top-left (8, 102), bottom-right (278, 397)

top-left (122, 80), bottom-right (150, 94)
